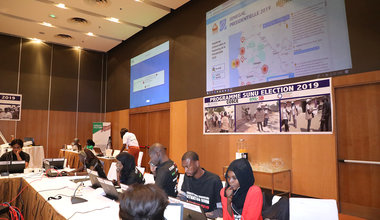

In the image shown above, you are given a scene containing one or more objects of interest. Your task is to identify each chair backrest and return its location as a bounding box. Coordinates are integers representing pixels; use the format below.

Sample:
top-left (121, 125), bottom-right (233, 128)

top-left (105, 149), bottom-right (113, 157)
top-left (289, 198), bottom-right (338, 220)
top-left (143, 173), bottom-right (155, 184)
top-left (137, 151), bottom-right (143, 167)
top-left (136, 166), bottom-right (145, 174)
top-left (177, 173), bottom-right (185, 192)
top-left (112, 150), bottom-right (120, 157)
top-left (107, 162), bottom-right (118, 181)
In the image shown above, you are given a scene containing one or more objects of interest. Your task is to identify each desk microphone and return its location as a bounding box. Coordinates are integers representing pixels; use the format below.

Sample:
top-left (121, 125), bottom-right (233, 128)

top-left (71, 182), bottom-right (88, 204)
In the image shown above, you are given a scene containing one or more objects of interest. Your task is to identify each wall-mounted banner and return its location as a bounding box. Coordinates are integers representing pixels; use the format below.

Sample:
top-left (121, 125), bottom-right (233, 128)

top-left (0, 93), bottom-right (22, 121)
top-left (204, 78), bottom-right (332, 134)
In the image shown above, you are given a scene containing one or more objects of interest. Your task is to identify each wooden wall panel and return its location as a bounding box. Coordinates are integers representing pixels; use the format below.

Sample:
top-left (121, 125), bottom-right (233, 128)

top-left (292, 135), bottom-right (337, 199)
top-left (48, 111), bottom-right (76, 158)
top-left (147, 110), bottom-right (170, 148)
top-left (77, 112), bottom-right (103, 147)
top-left (105, 109), bottom-right (129, 150)
top-left (129, 113), bottom-right (149, 147)
top-left (16, 109), bottom-right (48, 154)
top-left (170, 101), bottom-right (188, 173)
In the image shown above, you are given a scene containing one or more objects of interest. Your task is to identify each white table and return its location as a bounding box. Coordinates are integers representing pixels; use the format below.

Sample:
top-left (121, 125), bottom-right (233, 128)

top-left (0, 145), bottom-right (44, 168)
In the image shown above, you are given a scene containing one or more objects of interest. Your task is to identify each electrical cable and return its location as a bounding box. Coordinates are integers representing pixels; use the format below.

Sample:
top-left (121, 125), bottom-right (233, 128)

top-left (67, 206), bottom-right (111, 219)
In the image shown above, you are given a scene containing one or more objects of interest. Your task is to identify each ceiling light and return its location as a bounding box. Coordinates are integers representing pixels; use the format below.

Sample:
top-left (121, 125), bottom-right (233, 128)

top-left (40, 22), bottom-right (53, 27)
top-left (135, 0), bottom-right (143, 2)
top-left (74, 46), bottom-right (81, 50)
top-left (56, 3), bottom-right (67, 9)
top-left (106, 17), bottom-right (120, 23)
top-left (30, 38), bottom-right (42, 43)
top-left (49, 14), bottom-right (56, 18)
top-left (86, 32), bottom-right (95, 36)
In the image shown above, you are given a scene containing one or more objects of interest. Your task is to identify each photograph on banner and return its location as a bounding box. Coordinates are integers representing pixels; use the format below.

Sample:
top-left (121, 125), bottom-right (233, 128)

top-left (280, 95), bottom-right (332, 133)
top-left (0, 93), bottom-right (22, 121)
top-left (205, 105), bottom-right (235, 133)
top-left (236, 101), bottom-right (280, 133)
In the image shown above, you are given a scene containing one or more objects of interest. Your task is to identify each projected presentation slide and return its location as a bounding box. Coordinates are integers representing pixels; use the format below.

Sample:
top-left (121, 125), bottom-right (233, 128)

top-left (206, 0), bottom-right (352, 93)
top-left (130, 41), bottom-right (169, 108)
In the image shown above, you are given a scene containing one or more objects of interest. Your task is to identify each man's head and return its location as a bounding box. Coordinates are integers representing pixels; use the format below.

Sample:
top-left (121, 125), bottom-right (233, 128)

top-left (10, 139), bottom-right (23, 154)
top-left (119, 184), bottom-right (168, 220)
top-left (120, 128), bottom-right (128, 139)
top-left (181, 151), bottom-right (201, 177)
top-left (148, 143), bottom-right (167, 166)
top-left (74, 138), bottom-right (80, 145)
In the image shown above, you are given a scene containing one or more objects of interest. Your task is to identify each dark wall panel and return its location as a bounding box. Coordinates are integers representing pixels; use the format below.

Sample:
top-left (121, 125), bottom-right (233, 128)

top-left (50, 45), bottom-right (79, 111)
top-left (106, 0), bottom-right (380, 112)
top-left (0, 35), bottom-right (20, 93)
top-left (19, 40), bottom-right (51, 110)
top-left (78, 50), bottom-right (104, 113)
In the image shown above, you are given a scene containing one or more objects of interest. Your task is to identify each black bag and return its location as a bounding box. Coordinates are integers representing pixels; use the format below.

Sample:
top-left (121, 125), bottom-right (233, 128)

top-left (262, 192), bottom-right (289, 220)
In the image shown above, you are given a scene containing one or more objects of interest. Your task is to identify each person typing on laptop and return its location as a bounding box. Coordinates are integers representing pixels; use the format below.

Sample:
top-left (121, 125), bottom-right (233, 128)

top-left (0, 139), bottom-right (30, 168)
top-left (69, 149), bottom-right (107, 178)
top-left (179, 151), bottom-right (223, 218)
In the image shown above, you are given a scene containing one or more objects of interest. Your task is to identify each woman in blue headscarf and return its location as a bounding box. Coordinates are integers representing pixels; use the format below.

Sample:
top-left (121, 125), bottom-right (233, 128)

top-left (220, 158), bottom-right (263, 220)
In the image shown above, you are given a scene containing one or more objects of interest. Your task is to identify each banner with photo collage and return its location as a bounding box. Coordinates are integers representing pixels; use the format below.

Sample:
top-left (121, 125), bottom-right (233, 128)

top-left (204, 78), bottom-right (332, 134)
top-left (0, 93), bottom-right (22, 121)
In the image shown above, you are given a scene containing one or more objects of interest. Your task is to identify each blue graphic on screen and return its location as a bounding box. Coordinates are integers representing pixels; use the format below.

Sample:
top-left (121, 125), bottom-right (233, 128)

top-left (130, 42), bottom-right (169, 108)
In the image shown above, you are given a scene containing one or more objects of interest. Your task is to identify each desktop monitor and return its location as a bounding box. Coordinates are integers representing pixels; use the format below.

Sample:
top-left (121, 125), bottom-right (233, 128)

top-left (43, 158), bottom-right (65, 169)
top-left (0, 161), bottom-right (25, 175)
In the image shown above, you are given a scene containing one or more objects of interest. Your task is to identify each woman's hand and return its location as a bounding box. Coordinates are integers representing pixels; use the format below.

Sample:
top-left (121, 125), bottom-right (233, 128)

top-left (225, 186), bottom-right (234, 199)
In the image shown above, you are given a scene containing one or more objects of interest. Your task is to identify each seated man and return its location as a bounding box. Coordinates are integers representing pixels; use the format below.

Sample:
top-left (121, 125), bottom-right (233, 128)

top-left (148, 143), bottom-right (179, 197)
top-left (119, 184), bottom-right (168, 220)
top-left (180, 151), bottom-right (223, 218)
top-left (0, 139), bottom-right (30, 168)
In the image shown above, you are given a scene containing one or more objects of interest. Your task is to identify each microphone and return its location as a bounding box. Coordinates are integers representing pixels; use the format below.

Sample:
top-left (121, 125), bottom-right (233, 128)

top-left (71, 182), bottom-right (88, 204)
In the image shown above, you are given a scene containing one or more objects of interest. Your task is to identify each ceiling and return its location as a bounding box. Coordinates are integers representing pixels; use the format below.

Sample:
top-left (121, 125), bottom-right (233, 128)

top-left (0, 0), bottom-right (190, 52)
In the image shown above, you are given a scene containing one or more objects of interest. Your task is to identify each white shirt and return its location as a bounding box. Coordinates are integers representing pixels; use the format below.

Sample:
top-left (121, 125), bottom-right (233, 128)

top-left (122, 132), bottom-right (139, 148)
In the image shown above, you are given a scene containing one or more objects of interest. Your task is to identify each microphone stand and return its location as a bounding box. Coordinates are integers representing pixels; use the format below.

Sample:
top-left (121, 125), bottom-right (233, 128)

top-left (71, 182), bottom-right (88, 204)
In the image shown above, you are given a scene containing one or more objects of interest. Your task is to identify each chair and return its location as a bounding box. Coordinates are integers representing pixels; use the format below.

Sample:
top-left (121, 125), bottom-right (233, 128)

top-left (143, 173), bottom-right (155, 184)
top-left (262, 192), bottom-right (289, 220)
top-left (137, 151), bottom-right (143, 167)
top-left (289, 198), bottom-right (338, 220)
top-left (107, 162), bottom-right (117, 181)
top-left (177, 173), bottom-right (185, 192)
top-left (112, 150), bottom-right (120, 157)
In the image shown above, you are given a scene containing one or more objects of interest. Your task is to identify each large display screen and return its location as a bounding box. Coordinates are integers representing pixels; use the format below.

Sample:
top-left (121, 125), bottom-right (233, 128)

top-left (206, 0), bottom-right (352, 94)
top-left (130, 41), bottom-right (169, 108)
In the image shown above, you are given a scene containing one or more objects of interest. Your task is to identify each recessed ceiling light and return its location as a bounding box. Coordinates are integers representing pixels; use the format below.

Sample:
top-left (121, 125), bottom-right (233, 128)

top-left (74, 46), bottom-right (81, 50)
top-left (86, 32), bottom-right (95, 36)
top-left (135, 0), bottom-right (143, 2)
top-left (40, 22), bottom-right (53, 27)
top-left (105, 17), bottom-right (120, 23)
top-left (56, 3), bottom-right (67, 9)
top-left (30, 38), bottom-right (42, 43)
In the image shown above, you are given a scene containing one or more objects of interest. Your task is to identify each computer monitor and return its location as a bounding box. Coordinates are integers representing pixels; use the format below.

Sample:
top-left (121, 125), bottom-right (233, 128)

top-left (0, 161), bottom-right (25, 175)
top-left (43, 158), bottom-right (65, 169)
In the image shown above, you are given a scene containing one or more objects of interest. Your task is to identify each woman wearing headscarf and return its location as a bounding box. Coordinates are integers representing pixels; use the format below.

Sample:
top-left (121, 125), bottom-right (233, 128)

top-left (116, 152), bottom-right (145, 186)
top-left (220, 158), bottom-right (263, 220)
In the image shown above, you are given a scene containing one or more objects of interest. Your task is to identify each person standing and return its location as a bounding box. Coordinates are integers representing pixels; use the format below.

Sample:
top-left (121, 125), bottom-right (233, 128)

top-left (180, 151), bottom-right (223, 218)
top-left (120, 128), bottom-right (140, 164)
top-left (148, 143), bottom-right (179, 197)
top-left (305, 99), bottom-right (313, 132)
top-left (220, 112), bottom-right (230, 133)
top-left (281, 103), bottom-right (290, 132)
top-left (320, 97), bottom-right (331, 131)
top-left (263, 105), bottom-right (269, 127)
top-left (291, 102), bottom-right (298, 128)
top-left (253, 105), bottom-right (265, 132)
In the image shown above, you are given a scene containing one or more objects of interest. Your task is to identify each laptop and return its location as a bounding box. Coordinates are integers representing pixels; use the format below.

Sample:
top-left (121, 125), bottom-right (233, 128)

top-left (168, 197), bottom-right (207, 220)
top-left (164, 203), bottom-right (184, 220)
top-left (88, 170), bottom-right (101, 189)
top-left (97, 177), bottom-right (124, 201)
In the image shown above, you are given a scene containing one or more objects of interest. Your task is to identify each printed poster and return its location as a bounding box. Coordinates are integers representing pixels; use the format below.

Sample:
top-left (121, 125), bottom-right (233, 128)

top-left (0, 93), bottom-right (22, 121)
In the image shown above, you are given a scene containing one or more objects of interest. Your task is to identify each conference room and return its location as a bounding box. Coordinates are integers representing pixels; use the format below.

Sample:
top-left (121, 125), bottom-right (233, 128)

top-left (0, 0), bottom-right (379, 219)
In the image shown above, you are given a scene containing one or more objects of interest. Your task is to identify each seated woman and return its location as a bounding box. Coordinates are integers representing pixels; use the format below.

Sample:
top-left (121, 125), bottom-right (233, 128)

top-left (119, 184), bottom-right (168, 220)
top-left (85, 139), bottom-right (95, 150)
top-left (0, 139), bottom-right (30, 168)
top-left (115, 152), bottom-right (145, 185)
top-left (70, 149), bottom-right (107, 179)
top-left (220, 158), bottom-right (263, 220)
